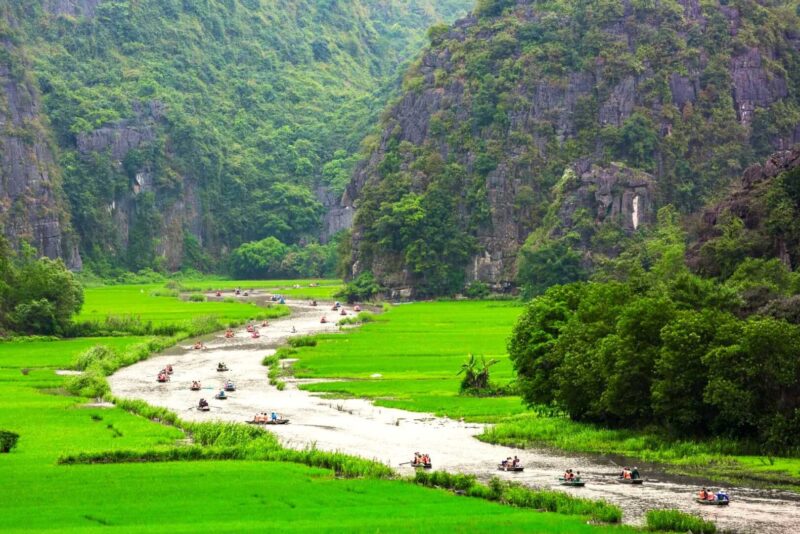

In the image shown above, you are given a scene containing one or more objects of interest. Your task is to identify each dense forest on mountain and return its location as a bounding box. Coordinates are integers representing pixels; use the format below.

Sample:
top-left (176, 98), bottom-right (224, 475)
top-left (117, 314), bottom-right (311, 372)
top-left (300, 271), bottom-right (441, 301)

top-left (346, 0), bottom-right (800, 296)
top-left (0, 0), bottom-right (470, 275)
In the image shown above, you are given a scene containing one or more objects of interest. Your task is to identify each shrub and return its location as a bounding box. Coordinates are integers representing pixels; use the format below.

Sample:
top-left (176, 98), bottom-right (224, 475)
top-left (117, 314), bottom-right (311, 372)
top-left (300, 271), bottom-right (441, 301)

top-left (187, 293), bottom-right (206, 302)
top-left (288, 336), bottom-right (317, 348)
top-left (646, 509), bottom-right (716, 533)
top-left (464, 281), bottom-right (490, 299)
top-left (0, 430), bottom-right (19, 453)
top-left (337, 272), bottom-right (383, 303)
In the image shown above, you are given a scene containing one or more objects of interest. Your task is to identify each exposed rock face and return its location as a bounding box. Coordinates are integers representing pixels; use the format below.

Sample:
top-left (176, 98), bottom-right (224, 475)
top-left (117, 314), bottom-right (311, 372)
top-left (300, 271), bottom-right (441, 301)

top-left (76, 102), bottom-right (162, 160)
top-left (0, 32), bottom-right (76, 266)
top-left (317, 186), bottom-right (353, 243)
top-left (346, 0), bottom-right (800, 293)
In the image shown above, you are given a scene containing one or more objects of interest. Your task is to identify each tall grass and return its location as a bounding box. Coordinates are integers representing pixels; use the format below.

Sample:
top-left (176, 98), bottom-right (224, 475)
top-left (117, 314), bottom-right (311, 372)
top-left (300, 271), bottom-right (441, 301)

top-left (646, 509), bottom-right (716, 533)
top-left (288, 336), bottom-right (317, 348)
top-left (412, 470), bottom-right (622, 524)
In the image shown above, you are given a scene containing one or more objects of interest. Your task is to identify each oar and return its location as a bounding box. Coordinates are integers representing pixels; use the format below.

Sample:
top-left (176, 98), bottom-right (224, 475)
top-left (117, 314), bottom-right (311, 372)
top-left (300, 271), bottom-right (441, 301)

top-left (398, 461), bottom-right (413, 466)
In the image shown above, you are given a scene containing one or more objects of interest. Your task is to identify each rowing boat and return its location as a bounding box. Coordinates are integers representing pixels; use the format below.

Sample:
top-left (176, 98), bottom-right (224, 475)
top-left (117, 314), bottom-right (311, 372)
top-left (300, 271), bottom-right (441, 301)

top-left (696, 498), bottom-right (729, 506)
top-left (558, 478), bottom-right (585, 487)
top-left (616, 477), bottom-right (644, 485)
top-left (498, 465), bottom-right (524, 472)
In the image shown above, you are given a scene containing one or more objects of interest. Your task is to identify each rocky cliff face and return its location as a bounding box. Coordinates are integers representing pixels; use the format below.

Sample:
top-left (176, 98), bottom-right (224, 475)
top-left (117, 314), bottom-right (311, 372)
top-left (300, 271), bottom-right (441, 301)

top-left (689, 145), bottom-right (800, 274)
top-left (44, 0), bottom-right (101, 18)
top-left (346, 0), bottom-right (800, 294)
top-left (0, 18), bottom-right (78, 266)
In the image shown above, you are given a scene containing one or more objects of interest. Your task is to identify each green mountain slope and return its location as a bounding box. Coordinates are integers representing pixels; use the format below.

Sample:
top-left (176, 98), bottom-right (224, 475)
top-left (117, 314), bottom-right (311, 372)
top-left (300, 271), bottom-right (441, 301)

top-left (345, 0), bottom-right (800, 296)
top-left (0, 0), bottom-right (470, 272)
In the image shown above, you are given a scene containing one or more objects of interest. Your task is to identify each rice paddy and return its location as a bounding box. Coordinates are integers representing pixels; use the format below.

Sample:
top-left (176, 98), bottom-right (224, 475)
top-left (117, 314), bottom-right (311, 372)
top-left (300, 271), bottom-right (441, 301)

top-left (0, 286), bottom-right (633, 533)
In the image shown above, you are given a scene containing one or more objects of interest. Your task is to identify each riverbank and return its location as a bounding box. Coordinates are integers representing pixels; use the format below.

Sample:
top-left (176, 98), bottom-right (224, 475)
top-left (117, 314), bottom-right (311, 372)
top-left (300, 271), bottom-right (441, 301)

top-left (108, 300), bottom-right (800, 533)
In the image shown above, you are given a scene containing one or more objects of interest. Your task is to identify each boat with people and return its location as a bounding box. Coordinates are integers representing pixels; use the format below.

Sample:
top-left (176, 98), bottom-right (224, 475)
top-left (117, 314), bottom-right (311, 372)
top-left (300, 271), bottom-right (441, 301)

top-left (617, 466), bottom-right (643, 484)
top-left (216, 362), bottom-right (229, 372)
top-left (247, 412), bottom-right (288, 425)
top-left (190, 381), bottom-right (201, 391)
top-left (696, 488), bottom-right (729, 505)
top-left (224, 380), bottom-right (236, 392)
top-left (559, 469), bottom-right (585, 486)
top-left (498, 456), bottom-right (524, 472)
top-left (198, 399), bottom-right (210, 412)
top-left (411, 452), bottom-right (432, 469)
top-left (165, 364), bottom-right (174, 374)
top-left (156, 372), bottom-right (169, 383)
top-left (214, 390), bottom-right (227, 400)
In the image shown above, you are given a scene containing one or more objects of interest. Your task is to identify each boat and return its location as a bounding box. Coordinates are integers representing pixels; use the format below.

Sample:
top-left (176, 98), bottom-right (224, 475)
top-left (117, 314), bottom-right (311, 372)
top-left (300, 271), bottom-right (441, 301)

top-left (247, 419), bottom-right (290, 425)
top-left (224, 383), bottom-right (236, 392)
top-left (216, 366), bottom-right (229, 372)
top-left (214, 393), bottom-right (227, 400)
top-left (198, 405), bottom-right (210, 412)
top-left (558, 478), bottom-right (585, 487)
top-left (498, 465), bottom-right (524, 472)
top-left (616, 477), bottom-right (644, 485)
top-left (696, 498), bottom-right (729, 506)
top-left (190, 385), bottom-right (201, 391)
top-left (157, 375), bottom-right (169, 383)
top-left (411, 463), bottom-right (432, 469)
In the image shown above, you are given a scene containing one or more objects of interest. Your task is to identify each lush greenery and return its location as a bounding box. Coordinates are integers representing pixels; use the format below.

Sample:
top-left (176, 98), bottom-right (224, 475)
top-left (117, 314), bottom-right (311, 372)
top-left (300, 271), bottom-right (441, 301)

top-left (0, 285), bottom-right (633, 533)
top-left (508, 208), bottom-right (800, 454)
top-left (645, 509), bottom-right (716, 534)
top-left (412, 470), bottom-right (622, 524)
top-left (229, 236), bottom-right (339, 279)
top-left (349, 0), bottom-right (800, 295)
top-left (6, 0), bottom-right (471, 271)
top-left (295, 301), bottom-right (528, 420)
top-left (0, 237), bottom-right (83, 335)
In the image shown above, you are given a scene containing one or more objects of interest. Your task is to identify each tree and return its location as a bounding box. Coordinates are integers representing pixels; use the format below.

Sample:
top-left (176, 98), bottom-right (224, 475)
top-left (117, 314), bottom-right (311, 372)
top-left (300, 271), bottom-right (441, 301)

top-left (458, 354), bottom-right (499, 393)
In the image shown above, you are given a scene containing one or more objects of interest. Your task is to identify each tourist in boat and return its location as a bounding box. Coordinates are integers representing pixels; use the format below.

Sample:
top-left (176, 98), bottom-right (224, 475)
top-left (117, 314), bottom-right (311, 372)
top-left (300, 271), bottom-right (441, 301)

top-left (194, 341), bottom-right (204, 350)
top-left (251, 330), bottom-right (260, 339)
top-left (422, 454), bottom-right (430, 465)
top-left (198, 398), bottom-right (208, 409)
top-left (354, 305), bottom-right (361, 312)
top-left (340, 308), bottom-right (347, 316)
top-left (698, 488), bottom-right (709, 500)
top-left (217, 389), bottom-right (226, 399)
top-left (262, 320), bottom-right (269, 327)
top-left (413, 452), bottom-right (421, 465)
top-left (216, 291), bottom-right (222, 297)
top-left (500, 457), bottom-right (510, 468)
top-left (311, 300), bottom-right (317, 306)
top-left (217, 362), bottom-right (227, 371)
top-left (512, 456), bottom-right (520, 467)
top-left (166, 364), bottom-right (173, 374)
top-left (630, 467), bottom-right (640, 480)
top-left (191, 381), bottom-right (200, 389)
top-left (225, 328), bottom-right (234, 338)
top-left (320, 316), bottom-right (328, 324)
top-left (271, 412), bottom-right (278, 422)
top-left (291, 326), bottom-right (297, 333)
top-left (716, 490), bottom-right (729, 503)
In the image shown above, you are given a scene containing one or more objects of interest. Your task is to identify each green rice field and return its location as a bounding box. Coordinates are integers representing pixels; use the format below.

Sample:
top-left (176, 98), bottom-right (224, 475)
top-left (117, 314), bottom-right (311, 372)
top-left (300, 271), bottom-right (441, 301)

top-left (0, 287), bottom-right (632, 533)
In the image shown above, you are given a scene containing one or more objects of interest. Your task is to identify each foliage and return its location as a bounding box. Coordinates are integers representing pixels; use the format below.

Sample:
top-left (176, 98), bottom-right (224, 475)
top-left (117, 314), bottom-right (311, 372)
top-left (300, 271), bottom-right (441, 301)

top-left (464, 281), bottom-right (490, 298)
top-left (412, 470), bottom-right (622, 524)
top-left (336, 272), bottom-right (384, 303)
top-left (9, 0), bottom-right (471, 271)
top-left (0, 430), bottom-right (19, 453)
top-left (645, 509), bottom-right (716, 533)
top-left (458, 353), bottom-right (499, 394)
top-left (351, 0), bottom-right (800, 295)
top-left (509, 212), bottom-right (800, 453)
top-left (229, 237), bottom-right (337, 279)
top-left (0, 237), bottom-right (83, 335)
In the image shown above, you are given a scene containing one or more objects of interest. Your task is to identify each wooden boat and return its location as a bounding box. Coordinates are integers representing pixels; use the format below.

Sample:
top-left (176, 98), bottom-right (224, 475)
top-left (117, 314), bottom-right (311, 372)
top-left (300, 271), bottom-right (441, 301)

top-left (216, 366), bottom-right (229, 372)
top-left (224, 384), bottom-right (236, 392)
top-left (190, 385), bottom-right (201, 391)
top-left (616, 477), bottom-right (644, 485)
top-left (247, 419), bottom-right (290, 425)
top-left (214, 393), bottom-right (227, 400)
top-left (558, 478), bottom-right (585, 487)
top-left (198, 405), bottom-right (210, 412)
top-left (411, 463), bottom-right (433, 469)
top-left (696, 498), bottom-right (729, 506)
top-left (498, 465), bottom-right (524, 472)
top-left (157, 376), bottom-right (169, 383)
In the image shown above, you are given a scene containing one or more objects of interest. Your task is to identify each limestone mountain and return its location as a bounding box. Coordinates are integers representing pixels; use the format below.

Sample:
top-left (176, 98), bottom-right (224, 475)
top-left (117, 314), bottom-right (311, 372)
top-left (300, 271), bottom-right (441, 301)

top-left (0, 0), bottom-right (470, 273)
top-left (344, 0), bottom-right (800, 296)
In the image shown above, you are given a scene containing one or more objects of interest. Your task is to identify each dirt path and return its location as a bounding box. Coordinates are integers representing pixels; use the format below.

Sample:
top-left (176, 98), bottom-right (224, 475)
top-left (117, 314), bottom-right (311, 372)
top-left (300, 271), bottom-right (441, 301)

top-left (108, 300), bottom-right (800, 533)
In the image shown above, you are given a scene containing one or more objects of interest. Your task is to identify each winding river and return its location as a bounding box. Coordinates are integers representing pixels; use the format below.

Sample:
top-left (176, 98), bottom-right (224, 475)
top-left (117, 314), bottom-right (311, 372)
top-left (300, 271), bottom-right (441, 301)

top-left (108, 298), bottom-right (800, 533)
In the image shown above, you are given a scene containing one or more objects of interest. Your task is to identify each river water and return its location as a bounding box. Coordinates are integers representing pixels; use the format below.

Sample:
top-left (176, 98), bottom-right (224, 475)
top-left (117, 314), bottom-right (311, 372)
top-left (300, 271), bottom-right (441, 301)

top-left (108, 299), bottom-right (800, 533)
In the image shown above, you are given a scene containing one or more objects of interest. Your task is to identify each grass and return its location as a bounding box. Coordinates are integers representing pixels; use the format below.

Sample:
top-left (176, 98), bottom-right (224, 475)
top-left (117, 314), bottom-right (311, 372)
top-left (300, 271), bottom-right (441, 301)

top-left (645, 509), bottom-right (716, 533)
top-left (289, 301), bottom-right (800, 489)
top-left (77, 285), bottom-right (287, 329)
top-left (295, 301), bottom-right (529, 420)
top-left (0, 284), bottom-right (631, 533)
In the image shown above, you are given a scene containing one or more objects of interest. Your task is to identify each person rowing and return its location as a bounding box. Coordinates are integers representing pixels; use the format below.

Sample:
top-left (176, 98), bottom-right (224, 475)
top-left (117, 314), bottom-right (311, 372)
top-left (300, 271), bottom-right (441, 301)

top-left (320, 316), bottom-right (328, 324)
top-left (216, 389), bottom-right (227, 399)
top-left (354, 305), bottom-right (361, 312)
top-left (166, 364), bottom-right (173, 374)
top-left (198, 398), bottom-right (209, 409)
top-left (224, 328), bottom-right (234, 338)
top-left (262, 320), bottom-right (269, 327)
top-left (191, 380), bottom-right (201, 390)
top-left (217, 362), bottom-right (228, 371)
top-left (194, 341), bottom-right (204, 350)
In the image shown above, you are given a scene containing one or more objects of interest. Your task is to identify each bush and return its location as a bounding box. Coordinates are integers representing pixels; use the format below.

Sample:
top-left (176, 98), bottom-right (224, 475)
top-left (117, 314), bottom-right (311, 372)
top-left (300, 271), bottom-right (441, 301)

top-left (288, 336), bottom-right (317, 348)
top-left (646, 509), bottom-right (716, 533)
top-left (187, 293), bottom-right (206, 302)
top-left (0, 430), bottom-right (19, 453)
top-left (464, 281), bottom-right (490, 299)
top-left (337, 272), bottom-right (383, 303)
